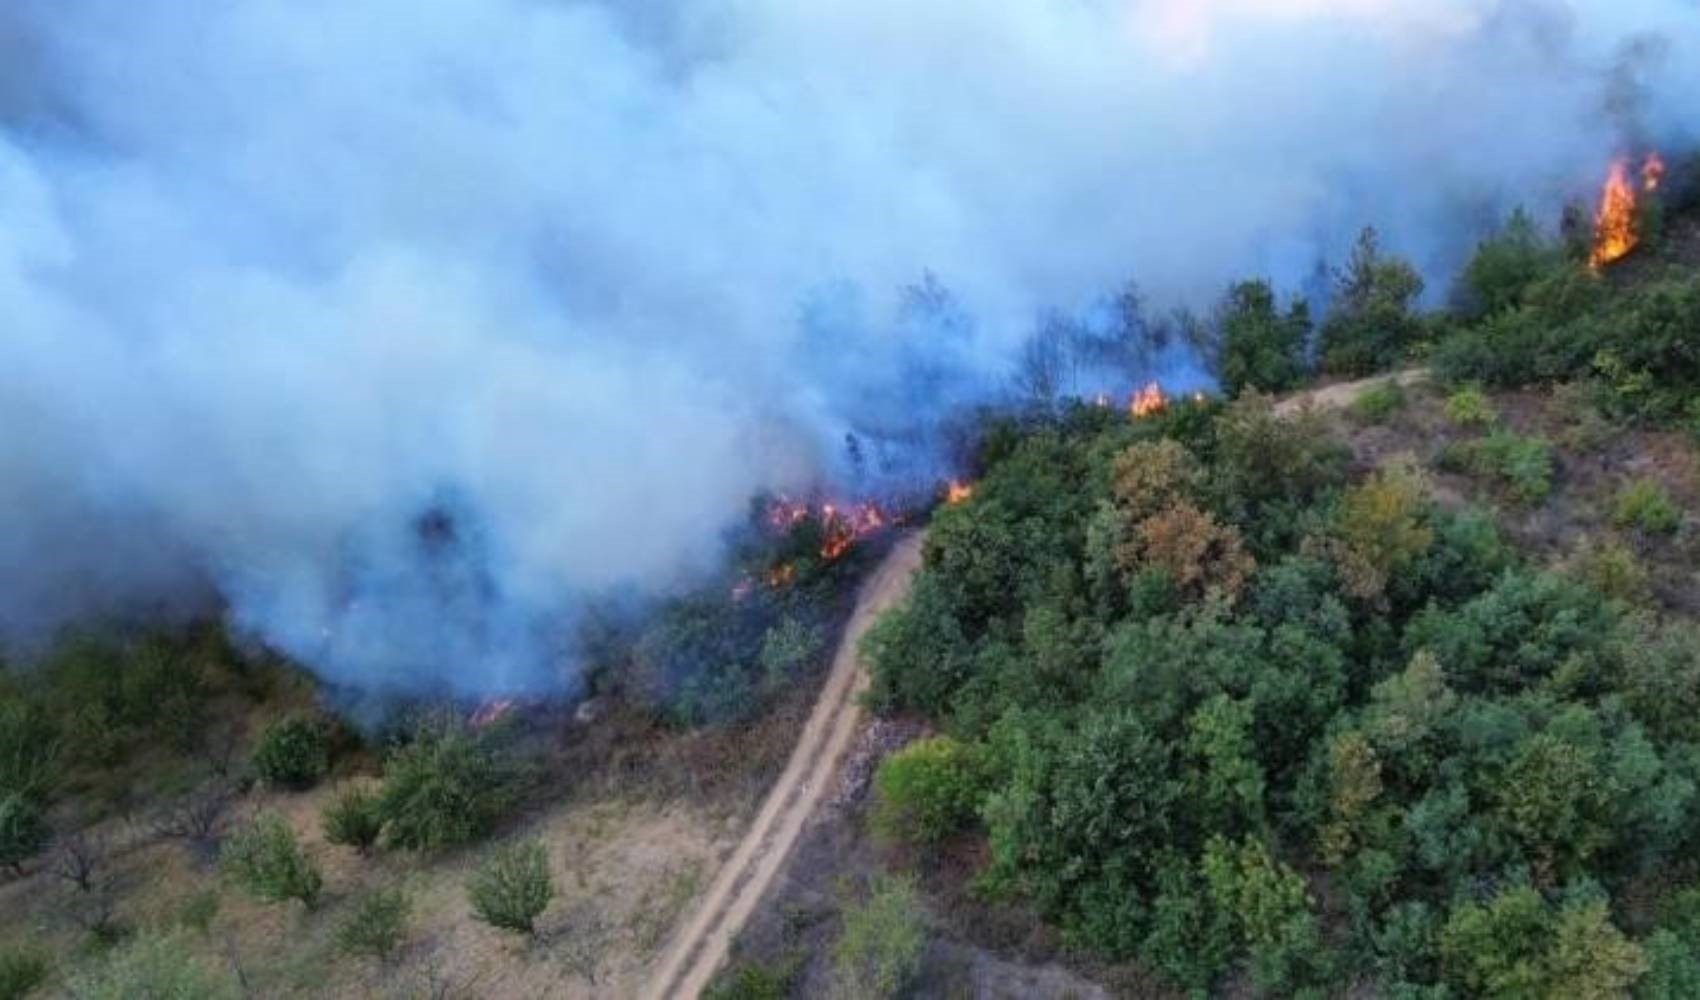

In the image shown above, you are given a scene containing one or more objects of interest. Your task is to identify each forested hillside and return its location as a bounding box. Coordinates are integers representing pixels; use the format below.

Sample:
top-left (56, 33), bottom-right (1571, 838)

top-left (860, 203), bottom-right (1700, 997)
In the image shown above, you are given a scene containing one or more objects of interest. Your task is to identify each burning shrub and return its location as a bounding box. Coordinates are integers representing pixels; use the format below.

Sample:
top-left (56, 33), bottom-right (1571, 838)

top-left (377, 718), bottom-right (519, 851)
top-left (467, 840), bottom-right (554, 936)
top-left (250, 715), bottom-right (331, 790)
top-left (220, 812), bottom-right (322, 908)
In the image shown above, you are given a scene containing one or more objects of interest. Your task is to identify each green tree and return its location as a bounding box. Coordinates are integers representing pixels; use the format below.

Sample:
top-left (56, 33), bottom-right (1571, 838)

top-left (0, 793), bottom-right (49, 875)
top-left (467, 840), bottom-right (553, 936)
top-left (220, 812), bottom-right (322, 908)
top-left (1212, 279), bottom-right (1312, 396)
top-left (1318, 228), bottom-right (1426, 375)
top-left (250, 715), bottom-right (331, 790)
top-left (1460, 208), bottom-right (1562, 318)
top-left (66, 930), bottom-right (235, 1000)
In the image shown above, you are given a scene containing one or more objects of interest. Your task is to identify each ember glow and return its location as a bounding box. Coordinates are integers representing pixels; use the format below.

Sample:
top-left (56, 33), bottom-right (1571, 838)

top-left (946, 480), bottom-right (975, 505)
top-left (1130, 382), bottom-right (1168, 419)
top-left (764, 495), bottom-right (889, 562)
top-left (1589, 153), bottom-right (1665, 269)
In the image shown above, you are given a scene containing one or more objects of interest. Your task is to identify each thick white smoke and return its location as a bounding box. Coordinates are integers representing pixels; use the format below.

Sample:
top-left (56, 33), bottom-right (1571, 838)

top-left (0, 0), bottom-right (1693, 695)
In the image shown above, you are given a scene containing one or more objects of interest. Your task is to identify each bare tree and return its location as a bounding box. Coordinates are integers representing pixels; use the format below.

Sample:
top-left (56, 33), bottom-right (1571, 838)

top-left (51, 828), bottom-right (108, 893)
top-left (152, 783), bottom-right (231, 853)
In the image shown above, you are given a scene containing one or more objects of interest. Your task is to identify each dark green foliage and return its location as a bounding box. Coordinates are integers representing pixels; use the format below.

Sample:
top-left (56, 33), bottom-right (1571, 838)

top-left (870, 736), bottom-right (985, 845)
top-left (0, 944), bottom-right (47, 1000)
top-left (1404, 571), bottom-right (1615, 695)
top-left (336, 886), bottom-right (411, 961)
top-left (250, 715), bottom-right (331, 790)
top-left (377, 718), bottom-right (518, 851)
top-left (467, 840), bottom-right (553, 935)
top-left (1211, 279), bottom-right (1312, 396)
top-left (1458, 208), bottom-right (1564, 318)
top-left (321, 785), bottom-right (383, 852)
top-left (704, 958), bottom-right (799, 1000)
top-left (0, 702), bottom-right (59, 803)
top-left (1318, 228), bottom-right (1426, 376)
top-left (220, 812), bottom-right (322, 908)
top-left (0, 793), bottom-right (48, 874)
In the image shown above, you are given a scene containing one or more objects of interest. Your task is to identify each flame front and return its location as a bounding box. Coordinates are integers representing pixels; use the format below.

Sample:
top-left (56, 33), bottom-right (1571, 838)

top-left (1590, 153), bottom-right (1663, 270)
top-left (946, 480), bottom-right (974, 504)
top-left (1130, 382), bottom-right (1167, 418)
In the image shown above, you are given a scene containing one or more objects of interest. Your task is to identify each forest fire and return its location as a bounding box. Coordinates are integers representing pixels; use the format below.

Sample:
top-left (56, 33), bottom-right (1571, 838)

top-left (764, 494), bottom-right (888, 563)
top-left (1590, 152), bottom-right (1664, 269)
top-left (946, 480), bottom-right (975, 504)
top-left (1129, 382), bottom-right (1167, 418)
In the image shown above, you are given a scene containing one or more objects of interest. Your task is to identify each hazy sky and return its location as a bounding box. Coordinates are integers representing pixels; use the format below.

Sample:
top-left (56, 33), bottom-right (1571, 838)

top-left (0, 0), bottom-right (1693, 694)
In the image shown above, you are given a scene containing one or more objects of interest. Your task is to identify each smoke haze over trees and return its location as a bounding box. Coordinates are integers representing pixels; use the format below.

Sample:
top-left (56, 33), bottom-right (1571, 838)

top-left (0, 0), bottom-right (1695, 694)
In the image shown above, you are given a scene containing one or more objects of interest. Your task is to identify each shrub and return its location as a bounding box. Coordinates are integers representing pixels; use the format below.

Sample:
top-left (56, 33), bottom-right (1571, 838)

top-left (65, 930), bottom-right (233, 1000)
top-left (1349, 379), bottom-right (1407, 425)
top-left (1459, 208), bottom-right (1562, 318)
top-left (1567, 536), bottom-right (1650, 603)
top-left (0, 702), bottom-right (59, 803)
top-left (0, 945), bottom-right (48, 1000)
top-left (870, 736), bottom-right (986, 846)
top-left (220, 812), bottom-right (322, 908)
top-left (832, 874), bottom-right (927, 1000)
top-left (321, 785), bottom-right (383, 852)
top-left (467, 840), bottom-right (553, 936)
top-left (705, 958), bottom-right (799, 1000)
top-left (1443, 385), bottom-right (1497, 428)
top-left (0, 793), bottom-right (49, 875)
top-left (336, 886), bottom-right (411, 962)
top-left (1441, 431), bottom-right (1554, 505)
top-left (1613, 477), bottom-right (1681, 534)
top-left (175, 888), bottom-right (221, 935)
top-left (377, 719), bottom-right (517, 851)
top-left (250, 716), bottom-right (331, 791)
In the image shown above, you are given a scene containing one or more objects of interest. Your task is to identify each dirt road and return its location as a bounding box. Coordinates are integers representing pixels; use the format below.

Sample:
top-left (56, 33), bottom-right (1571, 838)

top-left (643, 532), bottom-right (927, 1000)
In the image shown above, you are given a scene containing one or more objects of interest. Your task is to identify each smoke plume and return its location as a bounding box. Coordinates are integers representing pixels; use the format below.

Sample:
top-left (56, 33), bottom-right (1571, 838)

top-left (0, 0), bottom-right (1694, 695)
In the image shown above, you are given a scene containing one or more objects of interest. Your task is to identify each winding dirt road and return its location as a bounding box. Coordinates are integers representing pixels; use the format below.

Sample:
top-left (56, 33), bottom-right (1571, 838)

top-left (643, 532), bottom-right (927, 1000)
top-left (1275, 368), bottom-right (1429, 415)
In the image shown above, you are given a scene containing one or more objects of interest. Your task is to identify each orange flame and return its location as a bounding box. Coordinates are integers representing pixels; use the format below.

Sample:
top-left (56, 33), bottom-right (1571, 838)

top-left (946, 480), bottom-right (974, 504)
top-left (1590, 153), bottom-right (1663, 269)
top-left (1129, 382), bottom-right (1167, 418)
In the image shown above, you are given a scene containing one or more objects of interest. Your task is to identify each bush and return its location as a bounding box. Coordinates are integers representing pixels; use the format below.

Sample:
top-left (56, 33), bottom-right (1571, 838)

top-left (0, 793), bottom-right (49, 874)
top-left (1567, 536), bottom-right (1650, 603)
top-left (467, 840), bottom-right (553, 936)
top-left (250, 716), bottom-right (331, 791)
top-left (0, 702), bottom-right (59, 803)
top-left (65, 930), bottom-right (233, 1000)
top-left (1349, 380), bottom-right (1408, 425)
top-left (870, 736), bottom-right (986, 846)
top-left (336, 886), bottom-right (411, 962)
top-left (220, 812), bottom-right (322, 908)
top-left (321, 785), bottom-right (383, 852)
top-left (1613, 478), bottom-right (1681, 534)
top-left (833, 874), bottom-right (927, 1000)
top-left (1443, 385), bottom-right (1497, 428)
top-left (705, 957), bottom-right (800, 1000)
top-left (377, 719), bottom-right (517, 851)
top-left (1458, 208), bottom-right (1562, 318)
top-left (0, 945), bottom-right (48, 1000)
top-left (1441, 431), bottom-right (1554, 505)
